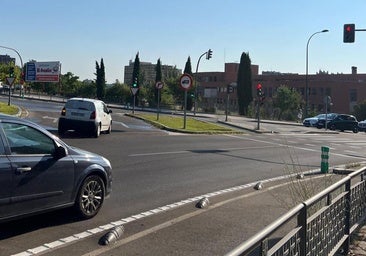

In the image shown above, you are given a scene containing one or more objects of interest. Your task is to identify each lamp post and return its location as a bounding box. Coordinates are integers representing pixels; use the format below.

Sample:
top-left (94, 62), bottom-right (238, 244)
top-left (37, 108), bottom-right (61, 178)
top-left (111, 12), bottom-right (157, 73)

top-left (0, 45), bottom-right (24, 105)
top-left (305, 29), bottom-right (328, 117)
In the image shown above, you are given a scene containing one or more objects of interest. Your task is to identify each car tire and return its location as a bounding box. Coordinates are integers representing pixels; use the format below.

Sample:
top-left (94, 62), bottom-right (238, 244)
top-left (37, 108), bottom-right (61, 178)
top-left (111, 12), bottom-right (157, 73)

top-left (58, 124), bottom-right (66, 136)
top-left (330, 124), bottom-right (336, 130)
top-left (106, 122), bottom-right (112, 134)
top-left (94, 124), bottom-right (101, 138)
top-left (353, 127), bottom-right (359, 133)
top-left (75, 175), bottom-right (105, 219)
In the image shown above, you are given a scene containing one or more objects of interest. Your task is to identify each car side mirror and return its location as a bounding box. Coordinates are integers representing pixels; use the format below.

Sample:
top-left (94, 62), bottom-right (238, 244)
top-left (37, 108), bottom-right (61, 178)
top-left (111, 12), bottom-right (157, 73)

top-left (109, 109), bottom-right (112, 114)
top-left (54, 146), bottom-right (67, 159)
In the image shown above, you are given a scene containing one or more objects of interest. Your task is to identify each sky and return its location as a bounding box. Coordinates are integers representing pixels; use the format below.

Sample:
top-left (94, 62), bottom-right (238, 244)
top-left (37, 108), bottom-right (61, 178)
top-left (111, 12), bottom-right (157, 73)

top-left (1, 0), bottom-right (366, 83)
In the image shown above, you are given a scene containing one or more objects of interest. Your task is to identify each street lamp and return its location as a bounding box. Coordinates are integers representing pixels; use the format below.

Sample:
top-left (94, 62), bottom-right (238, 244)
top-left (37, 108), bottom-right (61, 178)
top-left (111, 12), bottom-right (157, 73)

top-left (305, 29), bottom-right (329, 117)
top-left (0, 45), bottom-right (24, 105)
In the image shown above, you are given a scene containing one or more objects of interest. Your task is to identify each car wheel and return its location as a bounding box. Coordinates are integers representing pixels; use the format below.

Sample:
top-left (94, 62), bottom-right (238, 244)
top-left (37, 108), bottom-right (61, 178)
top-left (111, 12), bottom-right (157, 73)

top-left (106, 122), bottom-right (112, 134)
top-left (353, 127), bottom-right (359, 133)
top-left (94, 124), bottom-right (101, 138)
top-left (330, 124), bottom-right (336, 130)
top-left (58, 124), bottom-right (65, 136)
top-left (75, 175), bottom-right (105, 219)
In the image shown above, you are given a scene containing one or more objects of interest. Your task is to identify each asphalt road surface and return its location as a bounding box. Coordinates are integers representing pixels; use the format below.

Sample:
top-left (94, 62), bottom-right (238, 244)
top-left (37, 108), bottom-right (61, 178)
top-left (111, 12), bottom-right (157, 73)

top-left (1, 97), bottom-right (366, 255)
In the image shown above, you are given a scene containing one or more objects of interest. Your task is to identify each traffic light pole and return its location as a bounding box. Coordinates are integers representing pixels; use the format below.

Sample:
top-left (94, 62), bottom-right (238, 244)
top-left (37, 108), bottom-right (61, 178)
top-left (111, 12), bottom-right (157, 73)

top-left (194, 51), bottom-right (207, 116)
top-left (0, 45), bottom-right (24, 106)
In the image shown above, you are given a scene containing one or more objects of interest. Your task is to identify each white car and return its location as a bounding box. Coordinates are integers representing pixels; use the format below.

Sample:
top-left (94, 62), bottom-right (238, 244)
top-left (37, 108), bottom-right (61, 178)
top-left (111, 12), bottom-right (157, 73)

top-left (58, 98), bottom-right (112, 137)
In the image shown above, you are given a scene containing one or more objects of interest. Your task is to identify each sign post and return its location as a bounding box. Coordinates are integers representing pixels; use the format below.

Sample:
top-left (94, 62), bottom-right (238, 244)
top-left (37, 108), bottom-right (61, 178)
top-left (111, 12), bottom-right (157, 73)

top-left (179, 74), bottom-right (193, 129)
top-left (155, 81), bottom-right (164, 120)
top-left (6, 77), bottom-right (15, 106)
top-left (130, 87), bottom-right (139, 114)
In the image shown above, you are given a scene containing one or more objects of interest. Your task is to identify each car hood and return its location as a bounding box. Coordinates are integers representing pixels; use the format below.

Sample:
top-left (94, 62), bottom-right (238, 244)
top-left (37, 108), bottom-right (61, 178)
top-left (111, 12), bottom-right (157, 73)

top-left (68, 146), bottom-right (111, 167)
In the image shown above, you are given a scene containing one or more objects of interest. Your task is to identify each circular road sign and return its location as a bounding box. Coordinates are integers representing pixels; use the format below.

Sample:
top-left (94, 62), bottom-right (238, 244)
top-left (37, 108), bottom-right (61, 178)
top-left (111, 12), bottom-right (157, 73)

top-left (179, 73), bottom-right (193, 91)
top-left (155, 81), bottom-right (164, 89)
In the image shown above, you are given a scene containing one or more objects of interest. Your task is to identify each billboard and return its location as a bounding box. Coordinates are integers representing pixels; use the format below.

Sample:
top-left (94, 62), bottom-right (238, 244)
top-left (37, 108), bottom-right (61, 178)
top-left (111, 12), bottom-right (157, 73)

top-left (25, 61), bottom-right (61, 82)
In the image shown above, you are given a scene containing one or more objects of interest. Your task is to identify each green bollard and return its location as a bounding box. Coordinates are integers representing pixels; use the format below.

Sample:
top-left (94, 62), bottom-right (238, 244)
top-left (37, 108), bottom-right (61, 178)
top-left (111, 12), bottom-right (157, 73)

top-left (321, 146), bottom-right (329, 173)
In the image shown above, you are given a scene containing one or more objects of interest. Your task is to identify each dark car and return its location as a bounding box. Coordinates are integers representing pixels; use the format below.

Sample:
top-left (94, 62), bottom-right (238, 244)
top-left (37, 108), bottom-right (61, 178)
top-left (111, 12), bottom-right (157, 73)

top-left (0, 114), bottom-right (112, 222)
top-left (327, 114), bottom-right (359, 133)
top-left (303, 114), bottom-right (324, 127)
top-left (316, 113), bottom-right (338, 129)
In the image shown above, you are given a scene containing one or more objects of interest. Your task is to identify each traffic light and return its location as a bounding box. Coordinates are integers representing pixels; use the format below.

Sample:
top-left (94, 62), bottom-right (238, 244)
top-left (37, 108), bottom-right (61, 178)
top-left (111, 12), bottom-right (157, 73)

top-left (9, 67), bottom-right (14, 77)
top-left (206, 49), bottom-right (213, 60)
top-left (343, 24), bottom-right (355, 43)
top-left (132, 77), bottom-right (138, 88)
top-left (256, 83), bottom-right (263, 97)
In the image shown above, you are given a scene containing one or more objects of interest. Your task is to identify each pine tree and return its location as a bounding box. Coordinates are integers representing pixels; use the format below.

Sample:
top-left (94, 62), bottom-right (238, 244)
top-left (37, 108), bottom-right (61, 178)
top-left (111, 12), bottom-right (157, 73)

top-left (237, 52), bottom-right (253, 115)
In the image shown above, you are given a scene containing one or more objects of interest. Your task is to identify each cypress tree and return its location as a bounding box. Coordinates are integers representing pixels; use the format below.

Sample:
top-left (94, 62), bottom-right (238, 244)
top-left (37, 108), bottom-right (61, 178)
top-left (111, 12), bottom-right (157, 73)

top-left (237, 52), bottom-right (253, 115)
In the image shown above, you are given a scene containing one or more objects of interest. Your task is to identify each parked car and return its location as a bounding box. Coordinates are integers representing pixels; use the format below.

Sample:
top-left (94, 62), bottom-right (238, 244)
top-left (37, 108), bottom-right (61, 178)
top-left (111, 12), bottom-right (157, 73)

top-left (327, 114), bottom-right (359, 133)
top-left (303, 114), bottom-right (324, 127)
top-left (316, 113), bottom-right (338, 129)
top-left (58, 98), bottom-right (112, 137)
top-left (358, 120), bottom-right (366, 132)
top-left (0, 114), bottom-right (112, 222)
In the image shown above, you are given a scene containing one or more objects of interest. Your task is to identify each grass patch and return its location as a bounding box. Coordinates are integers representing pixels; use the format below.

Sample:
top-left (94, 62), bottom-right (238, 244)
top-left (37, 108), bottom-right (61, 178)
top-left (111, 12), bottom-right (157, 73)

top-left (0, 102), bottom-right (19, 115)
top-left (133, 113), bottom-right (239, 134)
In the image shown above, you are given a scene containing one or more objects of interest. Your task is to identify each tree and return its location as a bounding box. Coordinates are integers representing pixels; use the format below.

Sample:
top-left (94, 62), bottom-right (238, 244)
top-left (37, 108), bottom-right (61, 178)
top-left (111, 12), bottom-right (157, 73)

top-left (154, 58), bottom-right (163, 105)
top-left (60, 72), bottom-right (82, 97)
top-left (184, 56), bottom-right (194, 110)
top-left (237, 52), bottom-right (253, 115)
top-left (272, 85), bottom-right (303, 120)
top-left (95, 58), bottom-right (106, 99)
top-left (353, 100), bottom-right (366, 121)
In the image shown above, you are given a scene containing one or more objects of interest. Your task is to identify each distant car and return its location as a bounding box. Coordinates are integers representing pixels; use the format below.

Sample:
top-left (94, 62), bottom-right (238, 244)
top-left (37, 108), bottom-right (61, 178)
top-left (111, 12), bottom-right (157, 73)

top-left (316, 113), bottom-right (338, 129)
top-left (303, 114), bottom-right (324, 127)
top-left (358, 120), bottom-right (366, 132)
top-left (0, 114), bottom-right (112, 222)
top-left (327, 114), bottom-right (359, 133)
top-left (58, 98), bottom-right (112, 137)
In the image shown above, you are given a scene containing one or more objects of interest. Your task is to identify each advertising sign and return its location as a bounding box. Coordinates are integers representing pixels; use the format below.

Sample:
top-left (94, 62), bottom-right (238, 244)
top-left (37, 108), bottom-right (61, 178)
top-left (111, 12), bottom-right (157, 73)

top-left (25, 61), bottom-right (61, 82)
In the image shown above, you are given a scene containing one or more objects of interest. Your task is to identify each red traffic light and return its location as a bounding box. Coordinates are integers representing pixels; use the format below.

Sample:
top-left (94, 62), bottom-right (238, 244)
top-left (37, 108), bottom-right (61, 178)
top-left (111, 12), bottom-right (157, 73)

top-left (343, 24), bottom-right (355, 43)
top-left (256, 83), bottom-right (262, 90)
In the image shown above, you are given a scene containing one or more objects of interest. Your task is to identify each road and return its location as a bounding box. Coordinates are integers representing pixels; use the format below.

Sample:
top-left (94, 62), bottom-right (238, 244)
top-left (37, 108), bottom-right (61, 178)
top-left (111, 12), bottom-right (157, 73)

top-left (1, 97), bottom-right (366, 255)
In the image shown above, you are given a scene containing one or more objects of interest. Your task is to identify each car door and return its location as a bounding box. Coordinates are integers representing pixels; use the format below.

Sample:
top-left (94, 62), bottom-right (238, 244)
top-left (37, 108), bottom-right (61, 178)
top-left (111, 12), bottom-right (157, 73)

top-left (0, 135), bottom-right (14, 218)
top-left (1, 122), bottom-right (75, 217)
top-left (100, 102), bottom-right (111, 131)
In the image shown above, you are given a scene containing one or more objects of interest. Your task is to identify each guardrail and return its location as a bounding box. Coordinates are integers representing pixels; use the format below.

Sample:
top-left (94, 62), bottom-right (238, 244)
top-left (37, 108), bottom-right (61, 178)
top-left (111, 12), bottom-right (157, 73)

top-left (225, 166), bottom-right (366, 256)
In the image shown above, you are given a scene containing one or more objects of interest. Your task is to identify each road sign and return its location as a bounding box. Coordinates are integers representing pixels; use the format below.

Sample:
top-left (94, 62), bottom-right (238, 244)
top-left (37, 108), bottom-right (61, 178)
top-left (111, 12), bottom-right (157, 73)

top-left (6, 77), bottom-right (15, 86)
top-left (179, 73), bottom-right (193, 90)
top-left (155, 81), bottom-right (164, 89)
top-left (131, 87), bottom-right (139, 95)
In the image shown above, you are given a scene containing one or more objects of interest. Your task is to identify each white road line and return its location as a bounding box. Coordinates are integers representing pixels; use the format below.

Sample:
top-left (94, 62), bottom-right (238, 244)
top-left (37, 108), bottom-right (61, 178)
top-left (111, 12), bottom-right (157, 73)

top-left (113, 121), bottom-right (129, 128)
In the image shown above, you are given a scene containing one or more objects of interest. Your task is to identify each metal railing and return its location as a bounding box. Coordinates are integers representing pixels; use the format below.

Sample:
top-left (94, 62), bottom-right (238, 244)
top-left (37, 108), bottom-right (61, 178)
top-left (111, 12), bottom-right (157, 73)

top-left (226, 166), bottom-right (366, 256)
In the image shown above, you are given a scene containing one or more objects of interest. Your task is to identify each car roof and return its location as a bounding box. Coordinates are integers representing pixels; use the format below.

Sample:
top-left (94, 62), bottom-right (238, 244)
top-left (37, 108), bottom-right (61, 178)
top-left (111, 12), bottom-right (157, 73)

top-left (68, 97), bottom-right (104, 103)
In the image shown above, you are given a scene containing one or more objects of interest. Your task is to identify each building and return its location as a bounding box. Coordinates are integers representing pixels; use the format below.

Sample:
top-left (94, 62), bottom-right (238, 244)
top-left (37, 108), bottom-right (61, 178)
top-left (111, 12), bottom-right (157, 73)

top-left (0, 54), bottom-right (15, 65)
top-left (195, 63), bottom-right (366, 115)
top-left (124, 61), bottom-right (182, 86)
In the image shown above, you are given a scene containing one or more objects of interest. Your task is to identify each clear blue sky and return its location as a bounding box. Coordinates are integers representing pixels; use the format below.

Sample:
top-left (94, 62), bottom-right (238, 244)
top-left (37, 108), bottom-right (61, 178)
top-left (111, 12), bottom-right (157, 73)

top-left (1, 0), bottom-right (365, 83)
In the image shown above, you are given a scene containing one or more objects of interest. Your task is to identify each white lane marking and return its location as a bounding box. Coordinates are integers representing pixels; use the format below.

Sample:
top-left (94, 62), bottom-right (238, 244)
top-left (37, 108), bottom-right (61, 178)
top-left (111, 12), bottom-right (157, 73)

top-left (42, 116), bottom-right (58, 123)
top-left (11, 169), bottom-right (321, 256)
top-left (113, 121), bottom-right (129, 128)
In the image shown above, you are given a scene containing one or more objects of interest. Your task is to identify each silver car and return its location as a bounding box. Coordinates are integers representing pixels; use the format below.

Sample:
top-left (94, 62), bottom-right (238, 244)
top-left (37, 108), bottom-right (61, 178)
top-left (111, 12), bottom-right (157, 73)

top-left (0, 114), bottom-right (112, 222)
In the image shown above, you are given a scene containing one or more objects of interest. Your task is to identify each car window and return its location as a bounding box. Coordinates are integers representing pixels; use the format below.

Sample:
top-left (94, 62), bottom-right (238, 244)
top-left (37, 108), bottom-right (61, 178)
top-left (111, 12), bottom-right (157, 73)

top-left (2, 123), bottom-right (56, 155)
top-left (66, 100), bottom-right (94, 111)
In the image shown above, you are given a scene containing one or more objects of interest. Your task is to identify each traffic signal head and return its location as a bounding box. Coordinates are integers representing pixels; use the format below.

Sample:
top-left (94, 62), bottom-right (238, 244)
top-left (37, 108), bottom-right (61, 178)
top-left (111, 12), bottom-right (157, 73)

top-left (132, 77), bottom-right (138, 88)
top-left (256, 83), bottom-right (263, 97)
top-left (9, 67), bottom-right (14, 77)
top-left (343, 24), bottom-right (355, 43)
top-left (206, 49), bottom-right (213, 60)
